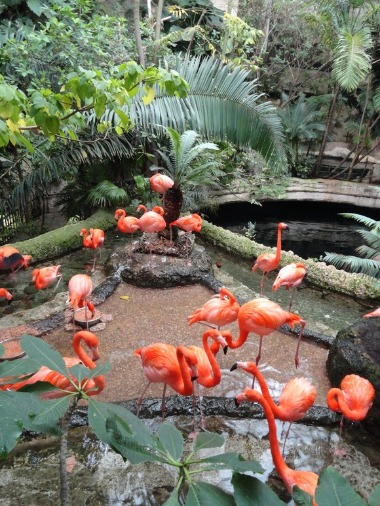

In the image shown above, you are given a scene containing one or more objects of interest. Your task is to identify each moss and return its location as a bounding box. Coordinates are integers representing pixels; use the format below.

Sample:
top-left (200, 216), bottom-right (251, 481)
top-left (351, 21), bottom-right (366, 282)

top-left (10, 209), bottom-right (115, 264)
top-left (200, 220), bottom-right (380, 301)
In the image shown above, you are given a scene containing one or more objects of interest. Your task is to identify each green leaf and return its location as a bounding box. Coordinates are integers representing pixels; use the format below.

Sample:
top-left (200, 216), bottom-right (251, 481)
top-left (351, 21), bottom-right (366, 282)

top-left (45, 116), bottom-right (60, 135)
top-left (68, 362), bottom-right (110, 383)
top-left (315, 467), bottom-right (366, 506)
top-left (292, 486), bottom-right (313, 506)
top-left (20, 335), bottom-right (69, 378)
top-left (185, 481), bottom-right (235, 506)
top-left (26, 0), bottom-right (46, 16)
top-left (369, 484), bottom-right (380, 506)
top-left (31, 396), bottom-right (72, 427)
top-left (232, 473), bottom-right (286, 505)
top-left (162, 489), bottom-right (181, 506)
top-left (157, 423), bottom-right (184, 461)
top-left (0, 392), bottom-right (23, 459)
top-left (196, 453), bottom-right (263, 474)
top-left (193, 431), bottom-right (225, 452)
top-left (0, 357), bottom-right (39, 384)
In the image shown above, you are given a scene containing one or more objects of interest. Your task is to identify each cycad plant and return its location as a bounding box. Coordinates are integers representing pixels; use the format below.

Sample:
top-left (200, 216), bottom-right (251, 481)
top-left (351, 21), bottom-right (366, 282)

top-left (323, 213), bottom-right (380, 279)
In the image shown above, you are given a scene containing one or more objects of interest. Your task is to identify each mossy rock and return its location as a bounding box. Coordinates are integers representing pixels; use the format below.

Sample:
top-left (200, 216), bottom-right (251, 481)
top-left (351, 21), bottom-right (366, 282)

top-left (10, 209), bottom-right (115, 264)
top-left (200, 220), bottom-right (380, 301)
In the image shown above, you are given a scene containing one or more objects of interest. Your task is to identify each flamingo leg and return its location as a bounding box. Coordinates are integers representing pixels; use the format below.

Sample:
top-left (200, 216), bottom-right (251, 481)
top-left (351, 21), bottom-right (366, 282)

top-left (334, 415), bottom-right (347, 457)
top-left (255, 336), bottom-right (263, 366)
top-left (136, 381), bottom-right (151, 417)
top-left (281, 421), bottom-right (293, 456)
top-left (53, 275), bottom-right (63, 292)
top-left (84, 299), bottom-right (89, 330)
top-left (288, 287), bottom-right (297, 311)
top-left (294, 319), bottom-right (306, 368)
top-left (260, 272), bottom-right (267, 295)
top-left (185, 232), bottom-right (192, 266)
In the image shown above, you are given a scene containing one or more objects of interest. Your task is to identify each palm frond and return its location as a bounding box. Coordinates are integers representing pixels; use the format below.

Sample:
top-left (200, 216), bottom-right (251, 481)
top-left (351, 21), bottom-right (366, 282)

top-left (355, 244), bottom-right (380, 259)
top-left (86, 180), bottom-right (129, 208)
top-left (323, 252), bottom-right (380, 278)
top-left (339, 212), bottom-right (380, 230)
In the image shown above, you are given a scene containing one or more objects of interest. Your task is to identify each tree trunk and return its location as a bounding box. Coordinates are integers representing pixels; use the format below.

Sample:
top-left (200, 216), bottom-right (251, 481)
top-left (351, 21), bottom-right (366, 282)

top-left (134, 0), bottom-right (145, 67)
top-left (161, 185), bottom-right (183, 240)
top-left (312, 84), bottom-right (339, 177)
top-left (153, 0), bottom-right (164, 64)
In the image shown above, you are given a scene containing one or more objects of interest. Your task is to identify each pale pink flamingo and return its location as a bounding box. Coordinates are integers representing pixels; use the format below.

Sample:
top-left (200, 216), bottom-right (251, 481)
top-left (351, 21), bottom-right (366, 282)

top-left (272, 262), bottom-right (307, 310)
top-left (67, 274), bottom-right (94, 329)
top-left (150, 173), bottom-right (174, 194)
top-left (187, 286), bottom-right (239, 330)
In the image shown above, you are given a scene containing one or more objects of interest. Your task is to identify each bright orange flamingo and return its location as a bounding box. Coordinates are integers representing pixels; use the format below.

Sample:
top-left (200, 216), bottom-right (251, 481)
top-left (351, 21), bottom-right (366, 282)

top-left (115, 208), bottom-right (141, 254)
top-left (363, 307), bottom-right (380, 318)
top-left (80, 228), bottom-right (105, 272)
top-left (137, 204), bottom-right (166, 265)
top-left (67, 274), bottom-right (94, 329)
top-left (134, 343), bottom-right (198, 420)
top-left (1, 331), bottom-right (105, 398)
top-left (170, 213), bottom-right (203, 264)
top-left (0, 287), bottom-right (12, 304)
top-left (223, 298), bottom-right (306, 369)
top-left (0, 245), bottom-right (32, 273)
top-left (231, 361), bottom-right (316, 450)
top-left (235, 388), bottom-right (319, 505)
top-left (187, 287), bottom-right (240, 330)
top-left (150, 173), bottom-right (174, 194)
top-left (327, 374), bottom-right (375, 454)
top-left (252, 222), bottom-right (289, 294)
top-left (33, 265), bottom-right (62, 291)
top-left (272, 262), bottom-right (307, 311)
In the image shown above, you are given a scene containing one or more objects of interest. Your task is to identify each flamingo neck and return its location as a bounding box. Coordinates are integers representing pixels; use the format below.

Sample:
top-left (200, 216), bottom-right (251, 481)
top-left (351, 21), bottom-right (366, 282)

top-left (327, 388), bottom-right (368, 421)
top-left (226, 329), bottom-right (249, 349)
top-left (275, 225), bottom-right (283, 263)
top-left (249, 366), bottom-right (280, 416)
top-left (176, 347), bottom-right (196, 395)
top-left (200, 334), bottom-right (221, 387)
top-left (73, 332), bottom-right (96, 369)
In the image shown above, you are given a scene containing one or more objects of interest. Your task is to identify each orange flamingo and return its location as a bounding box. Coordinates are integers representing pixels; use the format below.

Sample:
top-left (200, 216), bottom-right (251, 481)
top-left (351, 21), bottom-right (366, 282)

top-left (327, 374), bottom-right (375, 454)
top-left (67, 274), bottom-right (94, 329)
top-left (231, 361), bottom-right (316, 449)
top-left (272, 262), bottom-right (307, 311)
top-left (224, 298), bottom-right (306, 368)
top-left (252, 222), bottom-right (289, 294)
top-left (137, 204), bottom-right (166, 265)
top-left (150, 173), bottom-right (174, 194)
top-left (134, 343), bottom-right (198, 420)
top-left (32, 265), bottom-right (62, 291)
top-left (115, 208), bottom-right (141, 254)
top-left (1, 331), bottom-right (105, 398)
top-left (235, 388), bottom-right (319, 505)
top-left (363, 307), bottom-right (380, 318)
top-left (187, 287), bottom-right (240, 330)
top-left (0, 287), bottom-right (12, 304)
top-left (0, 245), bottom-right (31, 273)
top-left (80, 228), bottom-right (105, 272)
top-left (170, 213), bottom-right (202, 263)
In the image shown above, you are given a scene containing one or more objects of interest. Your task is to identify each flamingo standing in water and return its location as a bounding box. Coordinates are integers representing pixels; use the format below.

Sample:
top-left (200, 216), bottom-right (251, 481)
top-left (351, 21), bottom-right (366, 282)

top-left (231, 361), bottom-right (316, 450)
top-left (115, 209), bottom-right (141, 253)
top-left (67, 274), bottom-right (94, 329)
top-left (272, 262), bottom-right (307, 311)
top-left (150, 173), bottom-right (174, 194)
top-left (134, 343), bottom-right (198, 421)
top-left (235, 388), bottom-right (319, 505)
top-left (0, 245), bottom-right (32, 273)
top-left (327, 374), bottom-right (375, 454)
top-left (33, 265), bottom-right (62, 292)
top-left (223, 298), bottom-right (306, 369)
top-left (187, 287), bottom-right (240, 330)
top-left (80, 228), bottom-right (105, 272)
top-left (1, 331), bottom-right (105, 398)
top-left (252, 222), bottom-right (289, 294)
top-left (170, 213), bottom-right (202, 264)
top-left (363, 307), bottom-right (380, 318)
top-left (0, 288), bottom-right (12, 304)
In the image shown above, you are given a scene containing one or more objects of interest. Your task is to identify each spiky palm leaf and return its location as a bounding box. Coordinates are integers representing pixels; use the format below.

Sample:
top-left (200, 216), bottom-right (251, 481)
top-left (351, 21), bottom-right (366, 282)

top-left (323, 213), bottom-right (380, 279)
top-left (86, 180), bottom-right (129, 208)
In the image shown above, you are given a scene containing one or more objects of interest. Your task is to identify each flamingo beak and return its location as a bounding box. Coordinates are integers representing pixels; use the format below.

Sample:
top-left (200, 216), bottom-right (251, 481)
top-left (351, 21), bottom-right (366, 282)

top-left (91, 346), bottom-right (100, 361)
top-left (7, 298), bottom-right (12, 305)
top-left (191, 374), bottom-right (198, 381)
top-left (230, 363), bottom-right (238, 371)
top-left (223, 346), bottom-right (228, 355)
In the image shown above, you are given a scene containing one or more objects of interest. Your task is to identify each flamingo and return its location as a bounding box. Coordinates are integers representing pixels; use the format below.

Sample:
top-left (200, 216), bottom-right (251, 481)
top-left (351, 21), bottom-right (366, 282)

top-left (187, 286), bottom-right (240, 330)
top-left (0, 245), bottom-right (32, 273)
top-left (32, 265), bottom-right (62, 291)
top-left (115, 209), bottom-right (141, 254)
top-left (252, 222), bottom-right (289, 294)
top-left (1, 331), bottom-right (105, 398)
top-left (363, 307), bottom-right (380, 318)
top-left (80, 228), bottom-right (105, 272)
top-left (67, 274), bottom-right (94, 329)
top-left (134, 343), bottom-right (198, 421)
top-left (170, 213), bottom-right (203, 264)
top-left (150, 173), bottom-right (174, 194)
top-left (327, 374), bottom-right (375, 454)
top-left (0, 287), bottom-right (12, 304)
top-left (223, 298), bottom-right (306, 369)
top-left (137, 204), bottom-right (166, 265)
top-left (231, 361), bottom-right (316, 450)
top-left (272, 262), bottom-right (307, 311)
top-left (235, 388), bottom-right (319, 505)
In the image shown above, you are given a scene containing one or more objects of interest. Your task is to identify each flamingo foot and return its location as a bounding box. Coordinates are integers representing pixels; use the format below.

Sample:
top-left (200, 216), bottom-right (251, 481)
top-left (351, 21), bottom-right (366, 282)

top-left (294, 355), bottom-right (300, 368)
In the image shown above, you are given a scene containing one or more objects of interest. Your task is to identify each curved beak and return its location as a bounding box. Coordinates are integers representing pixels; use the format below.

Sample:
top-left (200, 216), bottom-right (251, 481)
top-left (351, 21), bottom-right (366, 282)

top-left (223, 345), bottom-right (228, 355)
top-left (230, 363), bottom-right (238, 371)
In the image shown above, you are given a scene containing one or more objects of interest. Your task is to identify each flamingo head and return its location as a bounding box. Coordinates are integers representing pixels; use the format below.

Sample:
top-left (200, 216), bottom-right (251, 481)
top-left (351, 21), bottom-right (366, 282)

top-left (137, 204), bottom-right (147, 214)
top-left (235, 391), bottom-right (249, 407)
top-left (22, 255), bottom-right (32, 268)
top-left (230, 361), bottom-right (257, 375)
top-left (90, 345), bottom-right (100, 362)
top-left (80, 228), bottom-right (87, 237)
top-left (279, 222), bottom-right (289, 231)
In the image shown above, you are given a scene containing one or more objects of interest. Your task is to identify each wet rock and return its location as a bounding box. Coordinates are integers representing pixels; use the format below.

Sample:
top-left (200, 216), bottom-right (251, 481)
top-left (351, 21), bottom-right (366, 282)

top-left (326, 318), bottom-right (380, 436)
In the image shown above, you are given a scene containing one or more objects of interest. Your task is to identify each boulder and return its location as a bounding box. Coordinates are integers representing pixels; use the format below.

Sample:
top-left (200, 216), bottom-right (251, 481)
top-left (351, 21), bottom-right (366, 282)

top-left (326, 318), bottom-right (380, 436)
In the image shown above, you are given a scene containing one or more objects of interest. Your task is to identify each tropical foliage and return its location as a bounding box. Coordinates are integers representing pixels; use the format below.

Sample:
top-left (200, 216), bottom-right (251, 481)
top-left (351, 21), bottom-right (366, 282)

top-left (323, 213), bottom-right (380, 279)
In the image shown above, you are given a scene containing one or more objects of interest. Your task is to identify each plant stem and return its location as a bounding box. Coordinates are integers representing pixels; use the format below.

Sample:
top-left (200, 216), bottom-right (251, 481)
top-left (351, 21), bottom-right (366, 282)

top-left (59, 397), bottom-right (78, 506)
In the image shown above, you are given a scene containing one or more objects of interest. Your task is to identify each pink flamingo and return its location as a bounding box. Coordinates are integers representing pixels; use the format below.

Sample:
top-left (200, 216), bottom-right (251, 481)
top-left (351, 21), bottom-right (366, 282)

top-left (187, 286), bottom-right (240, 330)
top-left (33, 265), bottom-right (62, 292)
top-left (224, 297), bottom-right (306, 369)
top-left (67, 274), bottom-right (94, 329)
top-left (363, 307), bottom-right (380, 318)
top-left (137, 204), bottom-right (166, 265)
top-left (0, 245), bottom-right (32, 273)
top-left (0, 287), bottom-right (12, 304)
top-left (252, 222), bottom-right (289, 294)
top-left (80, 228), bottom-right (105, 272)
top-left (272, 262), bottom-right (307, 311)
top-left (170, 213), bottom-right (202, 264)
top-left (115, 209), bottom-right (141, 253)
top-left (150, 173), bottom-right (174, 194)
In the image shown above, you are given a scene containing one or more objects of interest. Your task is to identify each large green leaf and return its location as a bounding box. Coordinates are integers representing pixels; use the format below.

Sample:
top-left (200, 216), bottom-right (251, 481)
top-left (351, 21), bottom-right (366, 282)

top-left (20, 335), bottom-right (69, 378)
top-left (196, 453), bottom-right (263, 474)
top-left (87, 400), bottom-right (154, 447)
top-left (292, 486), bottom-right (313, 506)
top-left (0, 392), bottom-right (23, 459)
top-left (232, 473), bottom-right (286, 505)
top-left (157, 422), bottom-right (184, 461)
top-left (31, 395), bottom-right (72, 427)
top-left (0, 357), bottom-right (39, 384)
top-left (193, 431), bottom-right (225, 452)
top-left (185, 481), bottom-right (236, 506)
top-left (162, 490), bottom-right (181, 506)
top-left (315, 467), bottom-right (366, 506)
top-left (68, 362), bottom-right (110, 383)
